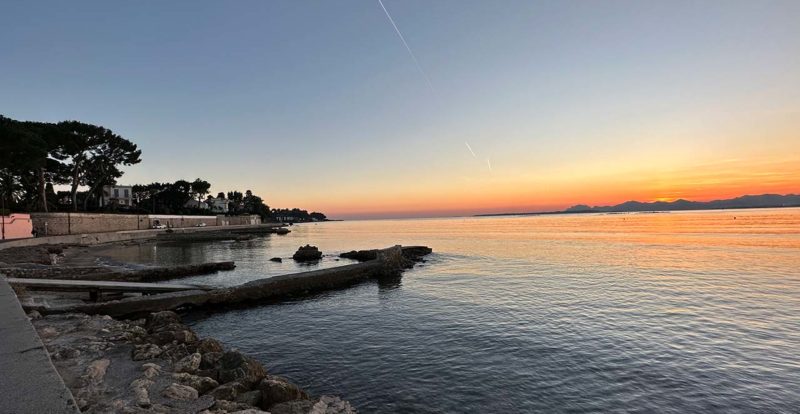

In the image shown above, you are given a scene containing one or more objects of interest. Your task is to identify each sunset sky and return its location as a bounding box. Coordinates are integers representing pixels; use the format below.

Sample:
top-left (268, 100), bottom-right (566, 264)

top-left (2, 1), bottom-right (799, 219)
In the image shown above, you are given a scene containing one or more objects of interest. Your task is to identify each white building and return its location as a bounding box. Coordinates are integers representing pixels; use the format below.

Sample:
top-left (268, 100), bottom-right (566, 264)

top-left (208, 197), bottom-right (230, 213)
top-left (184, 199), bottom-right (210, 210)
top-left (99, 185), bottom-right (133, 207)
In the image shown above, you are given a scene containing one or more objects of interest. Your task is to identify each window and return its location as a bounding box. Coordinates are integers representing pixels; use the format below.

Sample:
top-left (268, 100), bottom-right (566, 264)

top-left (114, 189), bottom-right (119, 198)
top-left (124, 189), bottom-right (129, 198)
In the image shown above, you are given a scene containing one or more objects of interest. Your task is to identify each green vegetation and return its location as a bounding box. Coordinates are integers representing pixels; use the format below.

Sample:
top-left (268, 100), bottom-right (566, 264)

top-left (1, 115), bottom-right (327, 221)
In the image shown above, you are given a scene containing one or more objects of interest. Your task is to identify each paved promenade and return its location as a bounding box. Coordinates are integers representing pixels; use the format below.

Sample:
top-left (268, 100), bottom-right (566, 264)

top-left (0, 277), bottom-right (80, 413)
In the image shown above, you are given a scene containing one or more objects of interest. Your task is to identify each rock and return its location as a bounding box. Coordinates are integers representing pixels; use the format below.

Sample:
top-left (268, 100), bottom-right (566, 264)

top-left (39, 326), bottom-right (59, 339)
top-left (197, 367), bottom-right (220, 382)
top-left (270, 399), bottom-right (316, 414)
top-left (292, 245), bottom-right (322, 262)
top-left (258, 376), bottom-right (308, 409)
top-left (162, 383), bottom-right (199, 401)
top-left (209, 381), bottom-right (248, 401)
top-left (172, 372), bottom-right (219, 394)
top-left (339, 250), bottom-right (378, 262)
top-left (142, 363), bottom-right (162, 379)
top-left (133, 343), bottom-right (163, 360)
top-left (145, 311), bottom-right (181, 331)
top-left (27, 310), bottom-right (42, 320)
top-left (52, 346), bottom-right (81, 360)
top-left (201, 351), bottom-right (223, 369)
top-left (174, 352), bottom-right (202, 374)
top-left (85, 359), bottom-right (111, 382)
top-left (130, 378), bottom-right (153, 408)
top-left (212, 400), bottom-right (252, 412)
top-left (149, 328), bottom-right (198, 346)
top-left (270, 257), bottom-right (283, 262)
top-left (218, 351), bottom-right (267, 386)
top-left (236, 390), bottom-right (262, 407)
top-left (310, 396), bottom-right (356, 414)
top-left (196, 338), bottom-right (224, 354)
top-left (230, 409), bottom-right (271, 414)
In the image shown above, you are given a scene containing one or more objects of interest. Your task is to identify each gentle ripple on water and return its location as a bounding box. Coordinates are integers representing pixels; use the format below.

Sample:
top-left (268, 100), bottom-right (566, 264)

top-left (101, 209), bottom-right (800, 413)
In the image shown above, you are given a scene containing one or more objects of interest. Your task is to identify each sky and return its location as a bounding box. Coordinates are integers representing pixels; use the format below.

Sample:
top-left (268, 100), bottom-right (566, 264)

top-left (1, 0), bottom-right (799, 219)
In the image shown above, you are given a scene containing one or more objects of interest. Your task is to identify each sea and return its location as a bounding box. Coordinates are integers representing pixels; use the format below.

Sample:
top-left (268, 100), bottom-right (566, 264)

top-left (99, 208), bottom-right (800, 413)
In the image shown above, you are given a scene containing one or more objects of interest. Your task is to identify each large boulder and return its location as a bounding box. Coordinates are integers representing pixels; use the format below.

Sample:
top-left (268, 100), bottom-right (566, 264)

top-left (292, 245), bottom-right (322, 262)
top-left (257, 376), bottom-right (309, 409)
top-left (145, 311), bottom-right (181, 331)
top-left (218, 350), bottom-right (267, 386)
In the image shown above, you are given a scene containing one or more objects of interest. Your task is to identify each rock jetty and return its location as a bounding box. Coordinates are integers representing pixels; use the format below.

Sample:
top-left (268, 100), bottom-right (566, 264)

top-left (34, 310), bottom-right (356, 413)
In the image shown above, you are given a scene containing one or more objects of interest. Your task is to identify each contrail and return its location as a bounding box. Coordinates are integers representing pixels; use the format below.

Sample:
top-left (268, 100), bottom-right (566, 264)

top-left (377, 0), bottom-right (435, 93)
top-left (487, 158), bottom-right (492, 171)
top-left (465, 142), bottom-right (477, 158)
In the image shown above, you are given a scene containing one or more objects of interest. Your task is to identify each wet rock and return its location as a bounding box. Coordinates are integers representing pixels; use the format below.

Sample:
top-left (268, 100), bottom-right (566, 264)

top-left (197, 338), bottom-right (224, 354)
top-left (172, 372), bottom-right (219, 394)
top-left (236, 390), bottom-right (263, 407)
top-left (175, 352), bottom-right (202, 374)
top-left (27, 310), bottom-right (42, 320)
top-left (162, 383), bottom-right (199, 400)
top-left (258, 376), bottom-right (309, 409)
top-left (133, 343), bottom-right (163, 360)
top-left (218, 351), bottom-right (267, 386)
top-left (292, 245), bottom-right (322, 262)
top-left (209, 381), bottom-right (248, 401)
top-left (270, 257), bottom-right (283, 263)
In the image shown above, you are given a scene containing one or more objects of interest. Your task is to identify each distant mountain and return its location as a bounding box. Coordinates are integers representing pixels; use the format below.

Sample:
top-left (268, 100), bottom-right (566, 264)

top-left (565, 193), bottom-right (800, 213)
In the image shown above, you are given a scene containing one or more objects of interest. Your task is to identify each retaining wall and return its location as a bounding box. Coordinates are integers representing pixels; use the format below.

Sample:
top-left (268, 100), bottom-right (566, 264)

top-left (29, 213), bottom-right (261, 236)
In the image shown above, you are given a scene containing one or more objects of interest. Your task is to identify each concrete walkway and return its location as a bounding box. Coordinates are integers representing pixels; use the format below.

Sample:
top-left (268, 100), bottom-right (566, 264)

top-left (0, 278), bottom-right (80, 413)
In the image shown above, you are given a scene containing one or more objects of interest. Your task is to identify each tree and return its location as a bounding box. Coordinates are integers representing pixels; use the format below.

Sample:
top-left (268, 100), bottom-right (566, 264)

top-left (80, 126), bottom-right (142, 210)
top-left (191, 179), bottom-right (211, 205)
top-left (216, 192), bottom-right (225, 199)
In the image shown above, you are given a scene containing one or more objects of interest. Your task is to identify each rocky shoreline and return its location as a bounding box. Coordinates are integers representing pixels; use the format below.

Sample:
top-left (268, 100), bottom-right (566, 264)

top-left (2, 238), bottom-right (433, 413)
top-left (31, 309), bottom-right (355, 414)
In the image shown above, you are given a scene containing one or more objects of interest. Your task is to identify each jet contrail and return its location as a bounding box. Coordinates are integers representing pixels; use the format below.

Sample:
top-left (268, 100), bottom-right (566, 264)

top-left (378, 0), bottom-right (435, 93)
top-left (487, 158), bottom-right (492, 171)
top-left (465, 142), bottom-right (477, 158)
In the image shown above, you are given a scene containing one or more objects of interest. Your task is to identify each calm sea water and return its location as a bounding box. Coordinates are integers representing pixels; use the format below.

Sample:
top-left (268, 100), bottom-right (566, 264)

top-left (101, 209), bottom-right (800, 413)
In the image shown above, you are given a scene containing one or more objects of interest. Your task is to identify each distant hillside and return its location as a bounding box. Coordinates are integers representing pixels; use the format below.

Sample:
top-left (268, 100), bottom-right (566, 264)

top-left (565, 193), bottom-right (800, 213)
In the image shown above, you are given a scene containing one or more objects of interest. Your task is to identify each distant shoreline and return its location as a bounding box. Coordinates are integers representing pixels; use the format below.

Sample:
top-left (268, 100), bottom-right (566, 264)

top-left (475, 203), bottom-right (800, 218)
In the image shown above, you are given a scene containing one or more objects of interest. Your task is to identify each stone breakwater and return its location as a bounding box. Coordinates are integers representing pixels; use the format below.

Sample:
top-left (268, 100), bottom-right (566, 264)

top-left (32, 309), bottom-right (355, 414)
top-left (33, 246), bottom-right (432, 318)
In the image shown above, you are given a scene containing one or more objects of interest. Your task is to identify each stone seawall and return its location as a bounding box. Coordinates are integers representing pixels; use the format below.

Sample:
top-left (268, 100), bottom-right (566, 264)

top-left (30, 213), bottom-right (225, 236)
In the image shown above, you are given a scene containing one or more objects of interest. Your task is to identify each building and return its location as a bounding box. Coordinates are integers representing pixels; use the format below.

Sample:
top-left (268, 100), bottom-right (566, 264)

top-left (207, 197), bottom-right (230, 213)
top-left (184, 199), bottom-right (210, 210)
top-left (99, 185), bottom-right (133, 207)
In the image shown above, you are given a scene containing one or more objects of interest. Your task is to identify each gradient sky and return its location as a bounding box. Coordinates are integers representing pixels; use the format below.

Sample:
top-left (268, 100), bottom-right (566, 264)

top-left (2, 1), bottom-right (799, 219)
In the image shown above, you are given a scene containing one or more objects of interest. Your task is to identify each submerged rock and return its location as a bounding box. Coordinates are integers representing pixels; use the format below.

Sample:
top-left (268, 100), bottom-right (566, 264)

top-left (292, 245), bottom-right (322, 262)
top-left (270, 257), bottom-right (283, 263)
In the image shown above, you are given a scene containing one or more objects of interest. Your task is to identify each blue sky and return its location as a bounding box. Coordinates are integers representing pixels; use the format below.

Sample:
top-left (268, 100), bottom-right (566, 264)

top-left (2, 1), bottom-right (799, 218)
